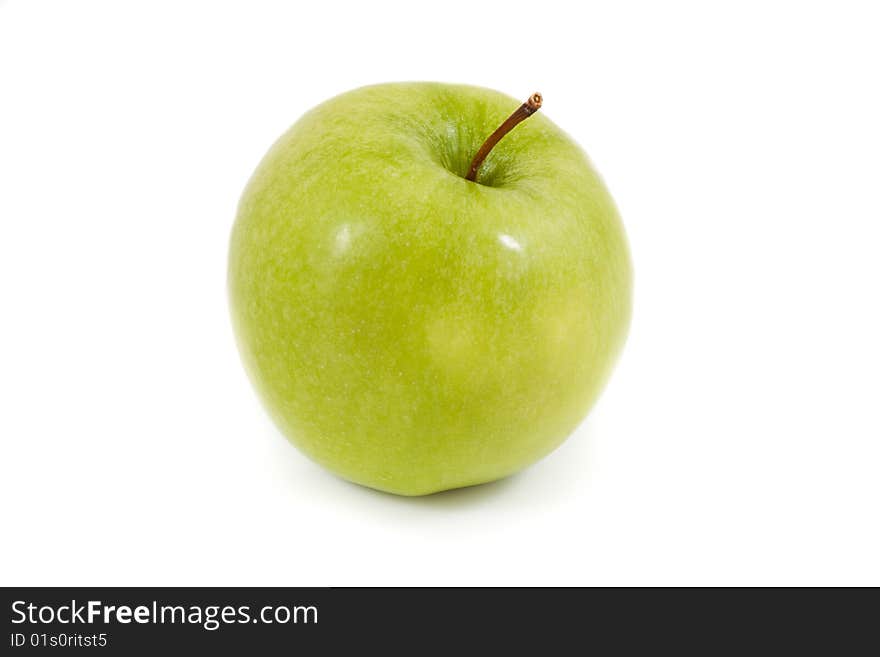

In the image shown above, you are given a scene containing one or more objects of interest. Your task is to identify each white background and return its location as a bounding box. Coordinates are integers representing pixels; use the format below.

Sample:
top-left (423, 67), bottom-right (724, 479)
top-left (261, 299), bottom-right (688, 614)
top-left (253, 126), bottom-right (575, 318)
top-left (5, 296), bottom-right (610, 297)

top-left (1, 1), bottom-right (878, 586)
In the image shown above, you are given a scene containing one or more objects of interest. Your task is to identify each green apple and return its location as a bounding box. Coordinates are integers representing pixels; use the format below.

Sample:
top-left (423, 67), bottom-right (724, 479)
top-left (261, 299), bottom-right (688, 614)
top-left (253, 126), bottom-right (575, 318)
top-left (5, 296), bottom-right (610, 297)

top-left (228, 82), bottom-right (632, 496)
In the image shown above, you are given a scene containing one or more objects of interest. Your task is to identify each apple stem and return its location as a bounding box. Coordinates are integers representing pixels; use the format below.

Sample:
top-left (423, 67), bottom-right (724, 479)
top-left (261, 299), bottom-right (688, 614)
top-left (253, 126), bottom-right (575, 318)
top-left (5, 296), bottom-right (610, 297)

top-left (465, 92), bottom-right (543, 183)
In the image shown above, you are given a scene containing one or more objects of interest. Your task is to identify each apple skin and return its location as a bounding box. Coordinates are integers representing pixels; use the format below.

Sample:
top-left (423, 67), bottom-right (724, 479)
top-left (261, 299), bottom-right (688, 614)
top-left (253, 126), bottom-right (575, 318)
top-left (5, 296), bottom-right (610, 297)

top-left (228, 83), bottom-right (632, 495)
